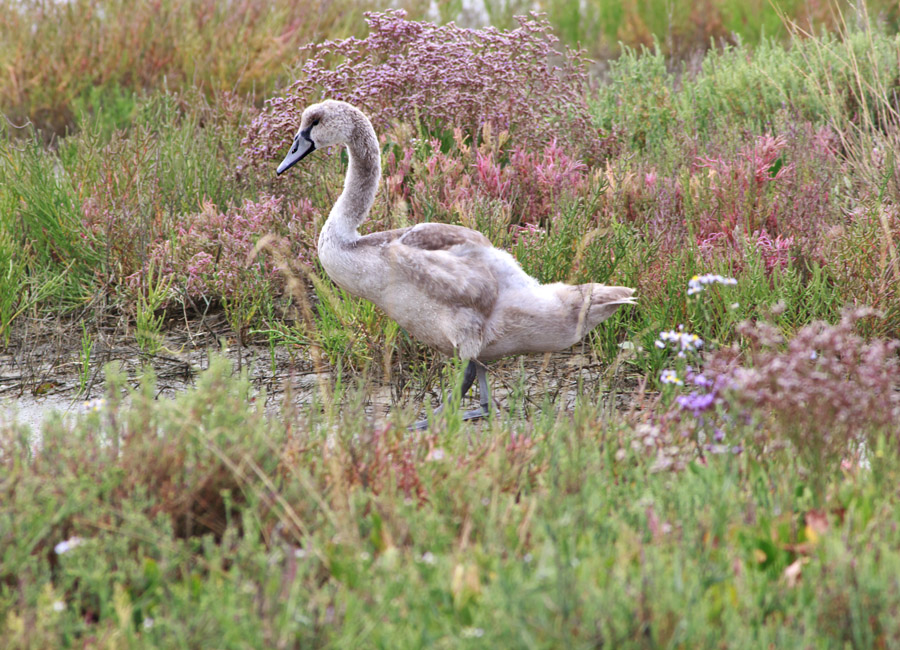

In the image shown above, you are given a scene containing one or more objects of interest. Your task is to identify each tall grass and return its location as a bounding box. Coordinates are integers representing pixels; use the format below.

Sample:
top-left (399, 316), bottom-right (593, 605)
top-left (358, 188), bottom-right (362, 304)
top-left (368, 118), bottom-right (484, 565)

top-left (0, 137), bottom-right (102, 307)
top-left (2, 3), bottom-right (900, 645)
top-left (481, 0), bottom-right (900, 58)
top-left (0, 0), bottom-right (380, 135)
top-left (1, 356), bottom-right (898, 646)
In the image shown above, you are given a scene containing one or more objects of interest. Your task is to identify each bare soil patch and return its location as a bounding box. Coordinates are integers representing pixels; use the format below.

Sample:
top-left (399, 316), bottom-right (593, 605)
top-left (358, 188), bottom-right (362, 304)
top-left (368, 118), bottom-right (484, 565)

top-left (1, 310), bottom-right (642, 433)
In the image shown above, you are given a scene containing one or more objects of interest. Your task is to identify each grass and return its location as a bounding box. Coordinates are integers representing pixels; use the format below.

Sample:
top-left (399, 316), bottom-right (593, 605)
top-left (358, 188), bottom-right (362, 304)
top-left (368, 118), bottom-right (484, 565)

top-left (1, 0), bottom-right (900, 646)
top-left (2, 358), bottom-right (899, 647)
top-left (480, 0), bottom-right (900, 59)
top-left (0, 0), bottom-right (379, 136)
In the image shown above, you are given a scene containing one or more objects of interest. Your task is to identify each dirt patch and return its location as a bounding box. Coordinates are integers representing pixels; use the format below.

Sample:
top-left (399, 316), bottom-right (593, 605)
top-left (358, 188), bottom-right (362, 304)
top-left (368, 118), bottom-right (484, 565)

top-left (1, 310), bottom-right (643, 435)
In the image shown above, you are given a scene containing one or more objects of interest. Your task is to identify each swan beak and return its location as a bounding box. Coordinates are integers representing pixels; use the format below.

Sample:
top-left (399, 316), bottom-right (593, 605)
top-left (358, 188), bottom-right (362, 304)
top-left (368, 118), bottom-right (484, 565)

top-left (276, 133), bottom-right (315, 175)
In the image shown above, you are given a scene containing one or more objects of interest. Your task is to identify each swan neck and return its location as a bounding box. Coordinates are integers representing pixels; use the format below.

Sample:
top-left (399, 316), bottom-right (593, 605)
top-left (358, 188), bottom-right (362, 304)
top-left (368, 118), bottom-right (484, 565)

top-left (321, 125), bottom-right (380, 245)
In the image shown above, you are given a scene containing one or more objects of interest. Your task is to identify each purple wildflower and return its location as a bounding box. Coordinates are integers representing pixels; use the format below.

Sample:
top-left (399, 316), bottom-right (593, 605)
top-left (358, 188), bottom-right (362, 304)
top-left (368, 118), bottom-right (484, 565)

top-left (676, 391), bottom-right (716, 418)
top-left (242, 11), bottom-right (614, 168)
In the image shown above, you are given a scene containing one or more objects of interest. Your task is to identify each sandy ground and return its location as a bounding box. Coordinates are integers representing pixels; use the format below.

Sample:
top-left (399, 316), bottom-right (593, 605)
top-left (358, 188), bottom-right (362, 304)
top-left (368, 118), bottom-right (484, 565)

top-left (1, 392), bottom-right (79, 435)
top-left (1, 311), bottom-right (640, 442)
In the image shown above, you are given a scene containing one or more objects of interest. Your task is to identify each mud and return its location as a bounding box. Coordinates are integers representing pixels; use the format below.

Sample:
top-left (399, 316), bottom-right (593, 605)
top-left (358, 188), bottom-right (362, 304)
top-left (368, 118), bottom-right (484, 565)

top-left (1, 311), bottom-right (641, 438)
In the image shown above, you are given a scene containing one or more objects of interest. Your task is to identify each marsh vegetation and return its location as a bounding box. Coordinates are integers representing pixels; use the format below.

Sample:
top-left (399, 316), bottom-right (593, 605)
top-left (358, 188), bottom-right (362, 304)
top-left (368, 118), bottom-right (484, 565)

top-left (1, 1), bottom-right (900, 646)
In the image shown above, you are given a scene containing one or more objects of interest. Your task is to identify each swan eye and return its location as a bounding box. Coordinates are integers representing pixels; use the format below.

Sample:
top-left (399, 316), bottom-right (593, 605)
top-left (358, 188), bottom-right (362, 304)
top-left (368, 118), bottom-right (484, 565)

top-left (311, 118), bottom-right (320, 127)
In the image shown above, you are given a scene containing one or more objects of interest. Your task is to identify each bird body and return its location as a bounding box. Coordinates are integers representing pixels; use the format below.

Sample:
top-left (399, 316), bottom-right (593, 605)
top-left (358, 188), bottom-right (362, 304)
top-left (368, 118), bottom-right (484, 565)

top-left (277, 100), bottom-right (635, 421)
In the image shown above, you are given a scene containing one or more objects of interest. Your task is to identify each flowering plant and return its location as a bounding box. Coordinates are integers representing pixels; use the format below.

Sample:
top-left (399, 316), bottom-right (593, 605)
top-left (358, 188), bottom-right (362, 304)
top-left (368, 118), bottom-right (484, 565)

top-left (243, 11), bottom-right (614, 168)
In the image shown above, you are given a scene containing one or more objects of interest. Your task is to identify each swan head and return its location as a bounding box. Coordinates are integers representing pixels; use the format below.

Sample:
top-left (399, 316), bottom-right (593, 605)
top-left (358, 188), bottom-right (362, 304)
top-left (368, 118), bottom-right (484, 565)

top-left (276, 100), bottom-right (363, 175)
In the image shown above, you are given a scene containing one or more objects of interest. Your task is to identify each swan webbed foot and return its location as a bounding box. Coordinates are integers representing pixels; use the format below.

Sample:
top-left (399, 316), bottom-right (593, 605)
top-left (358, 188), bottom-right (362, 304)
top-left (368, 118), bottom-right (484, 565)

top-left (461, 406), bottom-right (490, 421)
top-left (411, 360), bottom-right (489, 430)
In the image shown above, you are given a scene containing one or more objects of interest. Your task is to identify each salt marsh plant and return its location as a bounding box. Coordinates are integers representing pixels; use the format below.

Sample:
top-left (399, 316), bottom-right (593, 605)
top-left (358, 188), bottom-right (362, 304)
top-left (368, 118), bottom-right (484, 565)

top-left (242, 10), bottom-right (614, 167)
top-left (725, 309), bottom-right (900, 483)
top-left (134, 260), bottom-right (172, 356)
top-left (2, 6), bottom-right (900, 642)
top-left (0, 136), bottom-right (102, 307)
top-left (0, 231), bottom-right (34, 345)
top-left (3, 347), bottom-right (900, 646)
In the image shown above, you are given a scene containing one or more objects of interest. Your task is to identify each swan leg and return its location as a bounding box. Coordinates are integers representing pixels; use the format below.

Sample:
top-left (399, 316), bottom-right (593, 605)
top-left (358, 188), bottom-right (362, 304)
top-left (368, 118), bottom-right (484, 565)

top-left (458, 360), bottom-right (478, 398)
top-left (412, 360), bottom-right (478, 429)
top-left (460, 362), bottom-right (490, 421)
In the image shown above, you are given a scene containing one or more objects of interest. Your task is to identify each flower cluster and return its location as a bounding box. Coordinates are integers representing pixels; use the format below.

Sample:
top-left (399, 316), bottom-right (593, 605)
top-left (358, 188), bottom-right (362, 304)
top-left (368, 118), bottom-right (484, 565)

top-left (655, 326), bottom-right (704, 357)
top-left (672, 368), bottom-right (742, 455)
top-left (126, 195), bottom-right (317, 303)
top-left (54, 537), bottom-right (83, 555)
top-left (82, 398), bottom-right (106, 413)
top-left (675, 389), bottom-right (716, 418)
top-left (243, 11), bottom-right (614, 168)
top-left (686, 273), bottom-right (737, 296)
top-left (659, 369), bottom-right (683, 385)
top-left (729, 309), bottom-right (900, 449)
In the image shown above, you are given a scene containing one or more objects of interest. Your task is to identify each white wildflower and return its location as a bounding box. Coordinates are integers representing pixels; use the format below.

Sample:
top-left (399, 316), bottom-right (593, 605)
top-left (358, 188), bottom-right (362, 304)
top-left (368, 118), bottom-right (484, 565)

top-left (656, 325), bottom-right (703, 357)
top-left (687, 273), bottom-right (738, 296)
top-left (660, 369), bottom-right (684, 386)
top-left (82, 398), bottom-right (106, 413)
top-left (54, 537), bottom-right (83, 555)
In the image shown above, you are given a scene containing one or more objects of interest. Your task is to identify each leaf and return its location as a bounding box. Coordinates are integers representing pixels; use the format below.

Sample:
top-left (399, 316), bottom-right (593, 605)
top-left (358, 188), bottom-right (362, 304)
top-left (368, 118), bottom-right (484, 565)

top-left (768, 156), bottom-right (784, 178)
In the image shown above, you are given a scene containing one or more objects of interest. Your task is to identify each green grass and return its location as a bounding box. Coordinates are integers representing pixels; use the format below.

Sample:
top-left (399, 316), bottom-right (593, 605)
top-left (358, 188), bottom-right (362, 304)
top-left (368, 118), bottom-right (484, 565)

top-left (1, 2), bottom-right (900, 646)
top-left (2, 359), bottom-right (899, 647)
top-left (483, 0), bottom-right (900, 60)
top-left (3, 5), bottom-right (899, 363)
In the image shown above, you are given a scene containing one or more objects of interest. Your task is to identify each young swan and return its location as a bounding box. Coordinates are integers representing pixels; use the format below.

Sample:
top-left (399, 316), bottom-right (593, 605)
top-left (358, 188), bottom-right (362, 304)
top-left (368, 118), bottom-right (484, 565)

top-left (277, 100), bottom-right (636, 426)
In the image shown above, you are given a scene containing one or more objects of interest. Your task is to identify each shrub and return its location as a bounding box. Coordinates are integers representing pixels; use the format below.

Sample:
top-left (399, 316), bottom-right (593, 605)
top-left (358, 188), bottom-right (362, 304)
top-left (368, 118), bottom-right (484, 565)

top-left (126, 195), bottom-right (318, 307)
top-left (382, 131), bottom-right (593, 229)
top-left (719, 309), bottom-right (900, 478)
top-left (243, 10), bottom-right (614, 168)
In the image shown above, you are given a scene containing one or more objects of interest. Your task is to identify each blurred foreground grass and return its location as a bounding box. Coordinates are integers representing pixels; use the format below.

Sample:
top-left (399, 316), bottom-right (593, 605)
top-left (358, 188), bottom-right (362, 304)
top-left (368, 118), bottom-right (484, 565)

top-left (2, 357), bottom-right (899, 647)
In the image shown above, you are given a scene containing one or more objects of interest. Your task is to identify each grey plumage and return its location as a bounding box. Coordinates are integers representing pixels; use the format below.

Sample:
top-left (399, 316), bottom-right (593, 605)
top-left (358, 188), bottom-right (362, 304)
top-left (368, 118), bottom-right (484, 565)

top-left (278, 100), bottom-right (636, 424)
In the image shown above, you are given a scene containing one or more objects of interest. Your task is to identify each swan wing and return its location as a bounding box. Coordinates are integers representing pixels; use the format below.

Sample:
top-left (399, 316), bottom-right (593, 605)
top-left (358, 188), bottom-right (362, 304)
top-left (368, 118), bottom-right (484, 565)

top-left (398, 222), bottom-right (493, 251)
top-left (389, 223), bottom-right (498, 315)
